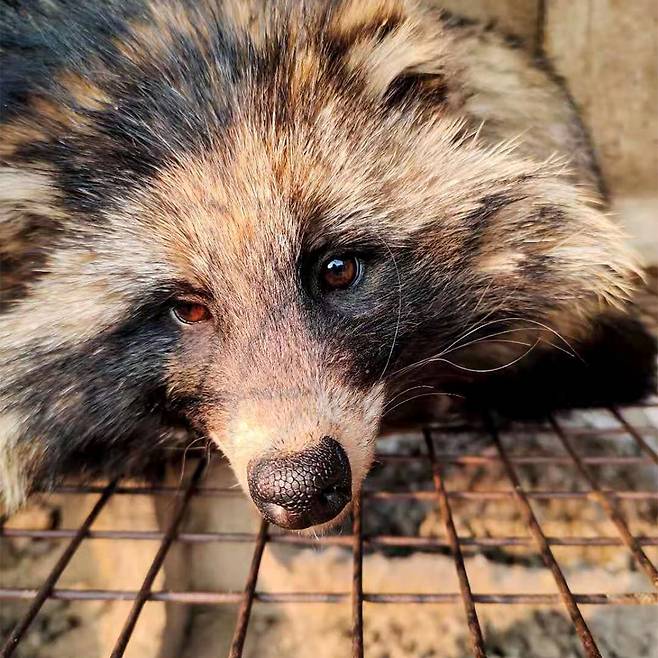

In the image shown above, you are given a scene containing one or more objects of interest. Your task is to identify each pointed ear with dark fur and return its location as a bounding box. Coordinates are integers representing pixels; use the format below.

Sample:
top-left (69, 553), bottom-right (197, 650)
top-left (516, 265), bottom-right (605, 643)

top-left (0, 168), bottom-right (63, 310)
top-left (325, 0), bottom-right (465, 112)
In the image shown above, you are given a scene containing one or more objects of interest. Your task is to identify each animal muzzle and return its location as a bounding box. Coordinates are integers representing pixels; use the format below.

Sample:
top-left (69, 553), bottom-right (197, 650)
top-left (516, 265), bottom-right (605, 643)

top-left (247, 436), bottom-right (352, 530)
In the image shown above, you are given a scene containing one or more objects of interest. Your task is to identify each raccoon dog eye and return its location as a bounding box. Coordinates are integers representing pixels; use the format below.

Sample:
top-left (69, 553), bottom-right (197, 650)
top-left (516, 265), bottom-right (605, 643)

top-left (171, 300), bottom-right (212, 324)
top-left (320, 255), bottom-right (362, 291)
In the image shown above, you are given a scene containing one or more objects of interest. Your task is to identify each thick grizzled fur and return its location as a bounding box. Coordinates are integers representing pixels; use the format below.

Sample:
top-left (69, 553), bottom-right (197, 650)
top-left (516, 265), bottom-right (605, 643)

top-left (1, 0), bottom-right (655, 523)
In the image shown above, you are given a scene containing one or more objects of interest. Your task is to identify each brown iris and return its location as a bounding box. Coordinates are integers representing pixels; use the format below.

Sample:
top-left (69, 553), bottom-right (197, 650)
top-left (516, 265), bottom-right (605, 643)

top-left (321, 256), bottom-right (361, 291)
top-left (172, 300), bottom-right (211, 324)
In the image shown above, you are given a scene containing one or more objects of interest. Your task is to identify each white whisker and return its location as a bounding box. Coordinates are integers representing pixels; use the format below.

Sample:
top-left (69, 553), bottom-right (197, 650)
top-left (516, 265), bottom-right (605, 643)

top-left (178, 435), bottom-right (209, 486)
top-left (387, 315), bottom-right (580, 381)
top-left (431, 338), bottom-right (541, 374)
top-left (383, 391), bottom-right (464, 418)
top-left (383, 384), bottom-right (436, 410)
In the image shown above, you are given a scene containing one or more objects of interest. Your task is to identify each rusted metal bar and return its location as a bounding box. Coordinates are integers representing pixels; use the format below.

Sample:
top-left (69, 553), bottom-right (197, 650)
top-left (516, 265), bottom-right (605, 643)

top-left (424, 429), bottom-right (487, 658)
top-left (610, 407), bottom-right (658, 466)
top-left (485, 414), bottom-right (603, 658)
top-left (42, 480), bottom-right (657, 499)
top-left (43, 483), bottom-right (242, 496)
top-left (376, 452), bottom-right (655, 464)
top-left (110, 460), bottom-right (206, 658)
top-left (229, 519), bottom-right (269, 658)
top-left (364, 592), bottom-right (658, 605)
top-left (4, 527), bottom-right (658, 547)
top-left (2, 587), bottom-right (655, 606)
top-left (550, 416), bottom-right (658, 588)
top-left (364, 489), bottom-right (658, 501)
top-left (1, 480), bottom-right (117, 658)
top-left (352, 493), bottom-right (364, 658)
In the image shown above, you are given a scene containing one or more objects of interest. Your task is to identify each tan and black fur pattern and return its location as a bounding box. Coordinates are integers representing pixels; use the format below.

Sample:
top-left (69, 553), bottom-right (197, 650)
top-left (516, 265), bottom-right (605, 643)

top-left (1, 0), bottom-right (655, 526)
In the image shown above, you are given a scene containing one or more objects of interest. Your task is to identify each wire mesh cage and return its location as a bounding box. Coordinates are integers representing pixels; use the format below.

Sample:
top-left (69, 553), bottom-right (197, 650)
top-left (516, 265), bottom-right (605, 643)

top-left (1, 276), bottom-right (657, 658)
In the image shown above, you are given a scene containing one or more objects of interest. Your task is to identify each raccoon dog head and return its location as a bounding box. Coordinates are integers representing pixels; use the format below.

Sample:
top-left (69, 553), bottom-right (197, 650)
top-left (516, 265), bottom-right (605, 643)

top-left (0, 0), bottom-right (637, 530)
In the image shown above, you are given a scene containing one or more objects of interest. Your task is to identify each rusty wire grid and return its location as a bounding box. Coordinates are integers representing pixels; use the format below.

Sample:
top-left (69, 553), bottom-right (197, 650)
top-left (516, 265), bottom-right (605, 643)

top-left (1, 403), bottom-right (658, 658)
top-left (1, 279), bottom-right (657, 658)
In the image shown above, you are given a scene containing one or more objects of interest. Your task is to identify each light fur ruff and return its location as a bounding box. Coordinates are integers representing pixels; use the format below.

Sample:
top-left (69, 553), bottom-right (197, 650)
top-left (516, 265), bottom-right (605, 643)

top-left (0, 0), bottom-right (655, 527)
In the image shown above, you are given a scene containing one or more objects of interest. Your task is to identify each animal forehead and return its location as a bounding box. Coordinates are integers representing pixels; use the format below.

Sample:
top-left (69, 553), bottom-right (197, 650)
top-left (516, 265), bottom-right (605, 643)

top-left (137, 145), bottom-right (329, 260)
top-left (132, 155), bottom-right (311, 308)
top-left (142, 106), bottom-right (435, 259)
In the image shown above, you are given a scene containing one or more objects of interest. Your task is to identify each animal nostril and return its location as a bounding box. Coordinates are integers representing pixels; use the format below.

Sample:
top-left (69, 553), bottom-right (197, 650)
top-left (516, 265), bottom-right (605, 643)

top-left (247, 436), bottom-right (352, 530)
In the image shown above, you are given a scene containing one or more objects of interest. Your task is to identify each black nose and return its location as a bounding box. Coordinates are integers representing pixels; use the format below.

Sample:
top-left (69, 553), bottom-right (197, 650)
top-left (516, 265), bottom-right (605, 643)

top-left (247, 436), bottom-right (352, 530)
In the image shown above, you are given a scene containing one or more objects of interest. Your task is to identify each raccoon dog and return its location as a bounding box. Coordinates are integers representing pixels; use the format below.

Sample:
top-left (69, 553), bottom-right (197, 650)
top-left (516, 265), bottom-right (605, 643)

top-left (1, 0), bottom-right (655, 530)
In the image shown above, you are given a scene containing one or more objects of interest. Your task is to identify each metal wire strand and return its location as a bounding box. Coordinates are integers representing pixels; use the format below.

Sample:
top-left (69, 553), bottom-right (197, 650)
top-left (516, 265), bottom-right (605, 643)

top-left (484, 413), bottom-right (603, 658)
top-left (110, 460), bottom-right (206, 658)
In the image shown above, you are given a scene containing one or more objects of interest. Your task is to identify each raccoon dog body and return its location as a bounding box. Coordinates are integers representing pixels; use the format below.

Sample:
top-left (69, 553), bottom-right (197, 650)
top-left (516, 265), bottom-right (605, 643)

top-left (1, 0), bottom-right (655, 529)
